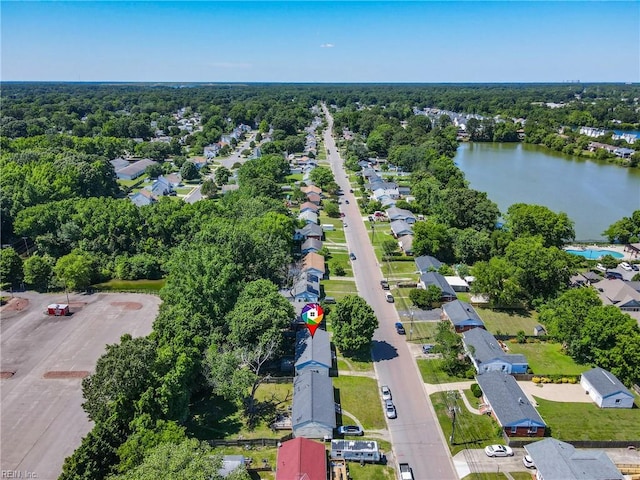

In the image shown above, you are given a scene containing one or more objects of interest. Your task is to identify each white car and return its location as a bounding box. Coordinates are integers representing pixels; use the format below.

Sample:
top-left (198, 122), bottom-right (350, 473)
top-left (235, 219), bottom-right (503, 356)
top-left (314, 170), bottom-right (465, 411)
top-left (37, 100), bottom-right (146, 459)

top-left (385, 401), bottom-right (397, 419)
top-left (620, 262), bottom-right (632, 271)
top-left (484, 444), bottom-right (514, 457)
top-left (381, 385), bottom-right (392, 401)
top-left (523, 455), bottom-right (535, 468)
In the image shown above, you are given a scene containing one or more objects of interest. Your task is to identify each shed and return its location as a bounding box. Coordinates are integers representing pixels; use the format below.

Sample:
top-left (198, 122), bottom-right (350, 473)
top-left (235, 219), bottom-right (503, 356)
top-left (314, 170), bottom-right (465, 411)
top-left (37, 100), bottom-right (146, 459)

top-left (276, 437), bottom-right (327, 480)
top-left (292, 371), bottom-right (336, 439)
top-left (580, 367), bottom-right (635, 409)
top-left (533, 325), bottom-right (546, 336)
top-left (47, 304), bottom-right (70, 316)
top-left (444, 276), bottom-right (470, 292)
top-left (330, 440), bottom-right (381, 463)
top-left (295, 329), bottom-right (332, 376)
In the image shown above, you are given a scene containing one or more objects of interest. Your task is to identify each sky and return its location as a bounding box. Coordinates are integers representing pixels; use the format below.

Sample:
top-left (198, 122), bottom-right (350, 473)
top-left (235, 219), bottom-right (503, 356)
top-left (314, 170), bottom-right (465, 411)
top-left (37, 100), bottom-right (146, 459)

top-left (2, 1), bottom-right (639, 83)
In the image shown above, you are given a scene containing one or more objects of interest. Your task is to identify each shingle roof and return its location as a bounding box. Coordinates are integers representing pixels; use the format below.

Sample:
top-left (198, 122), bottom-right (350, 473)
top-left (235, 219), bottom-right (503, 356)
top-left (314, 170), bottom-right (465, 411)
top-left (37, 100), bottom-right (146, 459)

top-left (301, 238), bottom-right (323, 252)
top-left (386, 207), bottom-right (415, 221)
top-left (581, 367), bottom-right (633, 399)
top-left (117, 158), bottom-right (156, 177)
top-left (302, 252), bottom-right (325, 275)
top-left (419, 272), bottom-right (456, 298)
top-left (292, 371), bottom-right (336, 429)
top-left (297, 223), bottom-right (323, 239)
top-left (463, 328), bottom-right (527, 366)
top-left (415, 256), bottom-right (443, 273)
top-left (476, 372), bottom-right (545, 428)
top-left (390, 220), bottom-right (413, 236)
top-left (295, 329), bottom-right (331, 371)
top-left (443, 300), bottom-right (485, 328)
top-left (525, 438), bottom-right (623, 480)
top-left (276, 437), bottom-right (327, 480)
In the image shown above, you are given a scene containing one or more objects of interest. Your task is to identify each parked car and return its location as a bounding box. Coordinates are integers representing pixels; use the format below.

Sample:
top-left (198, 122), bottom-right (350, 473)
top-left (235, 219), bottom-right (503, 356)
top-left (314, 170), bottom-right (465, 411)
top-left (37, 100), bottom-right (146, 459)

top-left (632, 263), bottom-right (640, 271)
top-left (395, 322), bottom-right (405, 335)
top-left (385, 292), bottom-right (395, 303)
top-left (349, 252), bottom-right (357, 260)
top-left (343, 222), bottom-right (348, 227)
top-left (338, 425), bottom-right (364, 436)
top-left (345, 199), bottom-right (349, 204)
top-left (522, 455), bottom-right (535, 468)
top-left (620, 262), bottom-right (632, 271)
top-left (381, 385), bottom-right (392, 401)
top-left (606, 271), bottom-right (624, 280)
top-left (595, 263), bottom-right (607, 272)
top-left (380, 279), bottom-right (390, 290)
top-left (484, 445), bottom-right (514, 457)
top-left (422, 344), bottom-right (435, 354)
top-left (385, 400), bottom-right (397, 419)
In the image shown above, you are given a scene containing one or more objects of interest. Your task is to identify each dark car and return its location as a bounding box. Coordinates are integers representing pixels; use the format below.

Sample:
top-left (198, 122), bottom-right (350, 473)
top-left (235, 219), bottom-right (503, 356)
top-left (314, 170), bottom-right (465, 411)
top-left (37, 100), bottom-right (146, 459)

top-left (395, 322), bottom-right (406, 335)
top-left (606, 271), bottom-right (624, 280)
top-left (349, 252), bottom-right (357, 260)
top-left (422, 344), bottom-right (435, 354)
top-left (380, 279), bottom-right (390, 290)
top-left (632, 264), bottom-right (639, 271)
top-left (345, 199), bottom-right (349, 204)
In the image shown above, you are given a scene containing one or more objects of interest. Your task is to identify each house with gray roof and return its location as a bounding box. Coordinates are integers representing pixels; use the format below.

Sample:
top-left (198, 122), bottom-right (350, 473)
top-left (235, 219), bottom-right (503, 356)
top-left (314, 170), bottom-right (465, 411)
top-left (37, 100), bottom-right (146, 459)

top-left (292, 371), bottom-right (336, 439)
top-left (463, 328), bottom-right (528, 374)
top-left (110, 157), bottom-right (130, 171)
top-left (129, 190), bottom-right (156, 207)
top-left (295, 329), bottom-right (332, 376)
top-left (298, 210), bottom-right (319, 225)
top-left (418, 272), bottom-right (457, 302)
top-left (115, 158), bottom-right (157, 180)
top-left (301, 238), bottom-right (323, 255)
top-left (292, 273), bottom-right (321, 303)
top-left (415, 255), bottom-right (443, 274)
top-left (390, 220), bottom-right (413, 238)
top-left (294, 223), bottom-right (323, 241)
top-left (595, 278), bottom-right (640, 313)
top-left (148, 175), bottom-right (173, 197)
top-left (397, 234), bottom-right (414, 256)
top-left (442, 300), bottom-right (485, 332)
top-left (476, 372), bottom-right (546, 437)
top-left (386, 207), bottom-right (416, 224)
top-left (525, 438), bottom-right (623, 480)
top-left (580, 367), bottom-right (635, 408)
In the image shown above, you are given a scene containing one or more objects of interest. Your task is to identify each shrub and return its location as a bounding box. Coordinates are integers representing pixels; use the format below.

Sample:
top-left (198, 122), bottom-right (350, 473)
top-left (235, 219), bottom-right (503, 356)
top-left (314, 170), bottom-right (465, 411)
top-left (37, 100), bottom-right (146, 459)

top-left (331, 262), bottom-right (346, 277)
top-left (568, 377), bottom-right (578, 384)
top-left (470, 383), bottom-right (483, 398)
top-left (532, 377), bottom-right (541, 384)
top-left (516, 330), bottom-right (526, 344)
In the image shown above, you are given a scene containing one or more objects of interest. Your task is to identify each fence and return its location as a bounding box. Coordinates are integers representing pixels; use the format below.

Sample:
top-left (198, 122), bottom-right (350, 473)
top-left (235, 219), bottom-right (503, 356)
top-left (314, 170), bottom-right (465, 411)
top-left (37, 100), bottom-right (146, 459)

top-left (262, 376), bottom-right (294, 384)
top-left (507, 438), bottom-right (640, 449)
top-left (207, 433), bottom-right (293, 448)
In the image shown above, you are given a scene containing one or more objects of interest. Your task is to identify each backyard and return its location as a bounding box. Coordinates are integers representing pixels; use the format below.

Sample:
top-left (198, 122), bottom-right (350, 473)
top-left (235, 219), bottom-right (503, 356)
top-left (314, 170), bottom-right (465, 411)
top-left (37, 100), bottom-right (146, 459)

top-left (476, 308), bottom-right (540, 336)
top-left (418, 359), bottom-right (473, 384)
top-left (507, 342), bottom-right (589, 376)
top-left (333, 375), bottom-right (387, 430)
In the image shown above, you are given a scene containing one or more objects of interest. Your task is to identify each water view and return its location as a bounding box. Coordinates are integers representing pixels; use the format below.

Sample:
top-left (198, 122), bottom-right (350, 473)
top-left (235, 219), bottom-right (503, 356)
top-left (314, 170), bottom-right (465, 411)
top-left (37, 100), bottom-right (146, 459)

top-left (455, 142), bottom-right (640, 241)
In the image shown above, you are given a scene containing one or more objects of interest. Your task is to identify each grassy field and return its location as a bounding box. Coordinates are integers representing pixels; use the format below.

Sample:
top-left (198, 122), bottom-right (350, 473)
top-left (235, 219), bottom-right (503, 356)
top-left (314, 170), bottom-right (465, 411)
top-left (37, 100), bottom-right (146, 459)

top-left (92, 278), bottom-right (165, 292)
top-left (324, 228), bottom-right (347, 244)
top-left (349, 463), bottom-right (396, 480)
top-left (534, 396), bottom-right (640, 440)
top-left (431, 391), bottom-right (503, 456)
top-left (322, 279), bottom-right (358, 299)
top-left (333, 376), bottom-right (386, 430)
top-left (507, 342), bottom-right (589, 376)
top-left (335, 348), bottom-right (374, 373)
top-left (476, 308), bottom-right (540, 335)
top-left (406, 321), bottom-right (440, 343)
top-left (418, 359), bottom-right (472, 384)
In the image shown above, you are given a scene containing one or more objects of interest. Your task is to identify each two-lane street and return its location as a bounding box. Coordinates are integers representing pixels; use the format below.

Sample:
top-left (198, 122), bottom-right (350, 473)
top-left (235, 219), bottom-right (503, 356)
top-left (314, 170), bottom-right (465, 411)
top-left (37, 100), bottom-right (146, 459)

top-left (322, 106), bottom-right (458, 479)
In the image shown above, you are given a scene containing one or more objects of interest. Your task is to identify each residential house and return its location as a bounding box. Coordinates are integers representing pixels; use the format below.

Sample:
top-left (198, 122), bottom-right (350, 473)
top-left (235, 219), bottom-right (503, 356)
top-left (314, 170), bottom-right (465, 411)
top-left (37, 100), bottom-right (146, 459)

top-left (292, 273), bottom-right (321, 303)
top-left (294, 224), bottom-right (323, 242)
top-left (595, 278), bottom-right (640, 314)
top-left (444, 276), bottom-right (470, 292)
top-left (300, 202), bottom-right (320, 214)
top-left (580, 367), bottom-right (635, 409)
top-left (415, 255), bottom-right (443, 274)
top-left (442, 300), bottom-right (485, 332)
top-left (110, 157), bottom-right (130, 171)
top-left (302, 252), bottom-right (326, 278)
top-left (463, 328), bottom-right (528, 374)
top-left (292, 371), bottom-right (336, 439)
top-left (397, 234), bottom-right (414, 256)
top-left (380, 197), bottom-right (397, 209)
top-left (298, 210), bottom-right (319, 225)
top-left (390, 220), bottom-right (413, 238)
top-left (188, 156), bottom-right (208, 170)
top-left (295, 329), bottom-right (332, 376)
top-left (613, 147), bottom-right (635, 158)
top-left (385, 207), bottom-right (416, 224)
top-left (301, 185), bottom-right (322, 195)
top-left (115, 158), bottom-right (157, 180)
top-left (306, 192), bottom-right (322, 206)
top-left (418, 272), bottom-right (457, 302)
top-left (476, 372), bottom-right (546, 437)
top-left (525, 438), bottom-right (624, 480)
top-left (398, 186), bottom-right (411, 196)
top-left (580, 126), bottom-right (606, 138)
top-left (276, 437), bottom-right (327, 480)
top-left (301, 238), bottom-right (323, 255)
top-left (149, 175), bottom-right (173, 197)
top-left (330, 440), bottom-right (381, 463)
top-left (129, 190), bottom-right (156, 207)
top-left (203, 144), bottom-right (220, 159)
top-left (372, 187), bottom-right (400, 203)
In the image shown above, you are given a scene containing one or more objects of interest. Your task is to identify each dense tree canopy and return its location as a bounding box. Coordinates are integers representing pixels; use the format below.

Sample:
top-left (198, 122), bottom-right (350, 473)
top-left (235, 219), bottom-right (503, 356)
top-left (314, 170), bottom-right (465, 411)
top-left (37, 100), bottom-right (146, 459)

top-left (330, 295), bottom-right (378, 353)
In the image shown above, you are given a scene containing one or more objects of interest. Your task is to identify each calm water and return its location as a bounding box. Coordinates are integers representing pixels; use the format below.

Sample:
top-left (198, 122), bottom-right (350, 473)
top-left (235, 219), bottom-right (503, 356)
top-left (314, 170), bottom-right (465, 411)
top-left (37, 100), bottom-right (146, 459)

top-left (454, 142), bottom-right (640, 241)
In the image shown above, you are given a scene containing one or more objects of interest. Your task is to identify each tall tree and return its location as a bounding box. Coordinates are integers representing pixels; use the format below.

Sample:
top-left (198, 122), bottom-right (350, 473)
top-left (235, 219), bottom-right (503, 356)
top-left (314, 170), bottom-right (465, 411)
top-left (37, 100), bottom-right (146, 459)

top-left (331, 295), bottom-right (378, 354)
top-left (505, 203), bottom-right (575, 248)
top-left (54, 250), bottom-right (95, 291)
top-left (0, 246), bottom-right (23, 289)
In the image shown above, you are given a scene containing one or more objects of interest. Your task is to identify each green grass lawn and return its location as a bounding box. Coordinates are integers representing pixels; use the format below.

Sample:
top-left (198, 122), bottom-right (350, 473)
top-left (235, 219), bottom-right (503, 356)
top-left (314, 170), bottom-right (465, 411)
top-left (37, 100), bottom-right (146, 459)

top-left (507, 342), bottom-right (589, 376)
top-left (211, 445), bottom-right (277, 479)
top-left (175, 186), bottom-right (194, 195)
top-left (333, 376), bottom-right (386, 430)
top-left (92, 278), bottom-right (165, 292)
top-left (534, 396), bottom-right (640, 441)
top-left (335, 349), bottom-right (374, 373)
top-left (322, 279), bottom-right (357, 299)
top-left (431, 391), bottom-right (504, 455)
top-left (405, 321), bottom-right (440, 343)
top-left (324, 228), bottom-right (347, 244)
top-left (349, 463), bottom-right (396, 480)
top-left (418, 359), bottom-right (472, 384)
top-left (476, 308), bottom-right (540, 336)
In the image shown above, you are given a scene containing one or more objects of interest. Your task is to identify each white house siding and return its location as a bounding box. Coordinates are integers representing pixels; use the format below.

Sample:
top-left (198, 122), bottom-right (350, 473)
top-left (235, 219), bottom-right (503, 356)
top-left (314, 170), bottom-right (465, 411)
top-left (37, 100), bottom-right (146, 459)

top-left (580, 377), bottom-right (634, 408)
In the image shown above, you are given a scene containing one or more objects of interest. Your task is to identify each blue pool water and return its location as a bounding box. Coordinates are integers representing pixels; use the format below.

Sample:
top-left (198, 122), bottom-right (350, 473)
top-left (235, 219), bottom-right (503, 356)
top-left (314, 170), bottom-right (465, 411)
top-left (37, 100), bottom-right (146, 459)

top-left (565, 249), bottom-right (624, 259)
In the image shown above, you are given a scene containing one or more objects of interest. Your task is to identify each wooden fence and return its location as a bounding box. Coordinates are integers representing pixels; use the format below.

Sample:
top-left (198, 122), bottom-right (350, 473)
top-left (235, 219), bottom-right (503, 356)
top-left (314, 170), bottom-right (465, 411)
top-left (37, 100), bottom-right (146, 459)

top-left (207, 433), bottom-right (293, 448)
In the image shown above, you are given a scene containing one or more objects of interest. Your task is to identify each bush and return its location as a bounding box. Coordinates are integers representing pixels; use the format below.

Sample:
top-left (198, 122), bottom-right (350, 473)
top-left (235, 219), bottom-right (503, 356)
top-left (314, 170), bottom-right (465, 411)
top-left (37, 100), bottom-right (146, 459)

top-left (516, 330), bottom-right (526, 344)
top-left (470, 383), bottom-right (483, 398)
top-left (331, 263), bottom-right (346, 277)
top-left (532, 377), bottom-right (541, 384)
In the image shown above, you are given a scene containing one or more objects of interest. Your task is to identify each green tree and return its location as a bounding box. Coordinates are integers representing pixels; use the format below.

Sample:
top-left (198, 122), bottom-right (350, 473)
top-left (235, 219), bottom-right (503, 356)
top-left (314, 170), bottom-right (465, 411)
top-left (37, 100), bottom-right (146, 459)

top-left (434, 321), bottom-right (468, 376)
top-left (215, 166), bottom-right (231, 185)
top-left (323, 200), bottom-right (340, 218)
top-left (180, 161), bottom-right (200, 181)
top-left (382, 239), bottom-right (398, 257)
top-left (23, 254), bottom-right (54, 290)
top-left (409, 286), bottom-right (440, 309)
top-left (0, 246), bottom-right (23, 289)
top-left (145, 163), bottom-right (163, 179)
top-left (413, 219), bottom-right (453, 262)
top-left (201, 178), bottom-right (217, 198)
top-left (309, 166), bottom-right (335, 188)
top-left (54, 250), bottom-right (95, 291)
top-left (331, 295), bottom-right (378, 354)
top-left (471, 257), bottom-right (523, 308)
top-left (505, 203), bottom-right (575, 248)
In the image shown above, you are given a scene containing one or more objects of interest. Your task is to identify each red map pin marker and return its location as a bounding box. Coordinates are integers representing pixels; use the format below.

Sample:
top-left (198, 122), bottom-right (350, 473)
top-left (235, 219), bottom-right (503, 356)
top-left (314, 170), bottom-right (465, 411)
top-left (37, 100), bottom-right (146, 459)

top-left (301, 303), bottom-right (324, 338)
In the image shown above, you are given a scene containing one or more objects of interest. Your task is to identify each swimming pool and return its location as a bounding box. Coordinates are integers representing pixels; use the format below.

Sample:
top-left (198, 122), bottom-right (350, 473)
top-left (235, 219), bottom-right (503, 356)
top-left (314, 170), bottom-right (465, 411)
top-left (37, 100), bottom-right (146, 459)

top-left (565, 249), bottom-right (624, 260)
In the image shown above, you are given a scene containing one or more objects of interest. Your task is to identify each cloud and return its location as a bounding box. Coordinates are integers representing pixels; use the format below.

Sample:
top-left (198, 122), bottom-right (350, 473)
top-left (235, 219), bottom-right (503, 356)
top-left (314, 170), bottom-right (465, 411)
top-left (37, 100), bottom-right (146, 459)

top-left (208, 62), bottom-right (252, 69)
top-left (320, 43), bottom-right (335, 48)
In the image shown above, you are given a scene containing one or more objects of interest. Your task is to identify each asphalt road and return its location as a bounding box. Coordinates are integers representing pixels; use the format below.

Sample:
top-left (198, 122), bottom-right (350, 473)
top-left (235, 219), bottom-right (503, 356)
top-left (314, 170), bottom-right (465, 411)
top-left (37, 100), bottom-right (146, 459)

top-left (322, 106), bottom-right (457, 479)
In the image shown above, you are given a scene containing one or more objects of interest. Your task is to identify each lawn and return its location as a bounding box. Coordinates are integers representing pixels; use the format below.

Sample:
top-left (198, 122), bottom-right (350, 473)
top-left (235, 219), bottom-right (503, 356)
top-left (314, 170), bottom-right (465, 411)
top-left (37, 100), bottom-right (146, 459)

top-left (476, 308), bottom-right (540, 336)
top-left (534, 396), bottom-right (640, 441)
top-left (92, 278), bottom-right (165, 292)
top-left (324, 228), bottom-right (347, 244)
top-left (117, 175), bottom-right (148, 188)
top-left (418, 359), bottom-right (472, 384)
top-left (405, 321), bottom-right (440, 343)
top-left (507, 342), bottom-right (589, 376)
top-left (322, 279), bottom-right (357, 299)
top-left (335, 349), bottom-right (374, 373)
top-left (333, 376), bottom-right (386, 430)
top-left (431, 391), bottom-right (504, 455)
top-left (349, 463), bottom-right (396, 480)
top-left (211, 445), bottom-right (277, 479)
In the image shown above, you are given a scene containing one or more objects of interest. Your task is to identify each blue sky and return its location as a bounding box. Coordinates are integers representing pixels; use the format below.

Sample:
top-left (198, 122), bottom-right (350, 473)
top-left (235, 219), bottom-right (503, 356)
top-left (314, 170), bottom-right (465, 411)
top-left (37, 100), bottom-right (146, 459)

top-left (2, 1), bottom-right (639, 82)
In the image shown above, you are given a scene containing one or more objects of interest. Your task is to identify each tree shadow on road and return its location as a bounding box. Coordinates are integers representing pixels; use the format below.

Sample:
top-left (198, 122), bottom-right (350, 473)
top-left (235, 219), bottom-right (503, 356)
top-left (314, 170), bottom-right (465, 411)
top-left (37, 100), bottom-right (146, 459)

top-left (371, 340), bottom-right (399, 362)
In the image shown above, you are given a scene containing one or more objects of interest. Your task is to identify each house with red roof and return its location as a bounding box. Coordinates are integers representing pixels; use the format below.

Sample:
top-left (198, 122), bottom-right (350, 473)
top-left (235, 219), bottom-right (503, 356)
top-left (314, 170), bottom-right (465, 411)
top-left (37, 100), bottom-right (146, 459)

top-left (276, 437), bottom-right (327, 480)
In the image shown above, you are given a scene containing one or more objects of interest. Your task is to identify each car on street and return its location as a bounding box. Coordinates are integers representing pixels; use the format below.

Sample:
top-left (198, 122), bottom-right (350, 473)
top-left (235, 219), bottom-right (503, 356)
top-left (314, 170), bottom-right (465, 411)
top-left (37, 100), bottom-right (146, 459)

top-left (606, 271), bottom-right (624, 280)
top-left (349, 252), bottom-right (357, 260)
top-left (522, 455), bottom-right (535, 468)
top-left (632, 263), bottom-right (639, 271)
top-left (385, 292), bottom-right (394, 303)
top-left (337, 425), bottom-right (364, 436)
top-left (385, 400), bottom-right (397, 419)
top-left (381, 385), bottom-right (392, 401)
top-left (422, 344), bottom-right (435, 354)
top-left (620, 262), bottom-right (632, 271)
top-left (343, 222), bottom-right (348, 227)
top-left (395, 322), bottom-right (405, 334)
top-left (380, 279), bottom-right (390, 290)
top-left (484, 445), bottom-right (514, 457)
top-left (349, 189), bottom-right (354, 193)
top-left (345, 199), bottom-right (349, 204)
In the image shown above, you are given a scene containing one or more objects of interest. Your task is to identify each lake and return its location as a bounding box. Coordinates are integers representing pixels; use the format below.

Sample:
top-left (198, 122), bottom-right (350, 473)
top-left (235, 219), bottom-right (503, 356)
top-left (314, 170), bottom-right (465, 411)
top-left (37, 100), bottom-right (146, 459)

top-left (454, 142), bottom-right (640, 241)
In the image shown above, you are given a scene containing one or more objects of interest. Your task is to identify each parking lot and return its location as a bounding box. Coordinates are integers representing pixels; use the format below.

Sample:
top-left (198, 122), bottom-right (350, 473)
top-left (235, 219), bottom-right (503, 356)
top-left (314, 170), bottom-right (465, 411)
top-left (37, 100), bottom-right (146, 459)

top-left (1, 291), bottom-right (159, 480)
